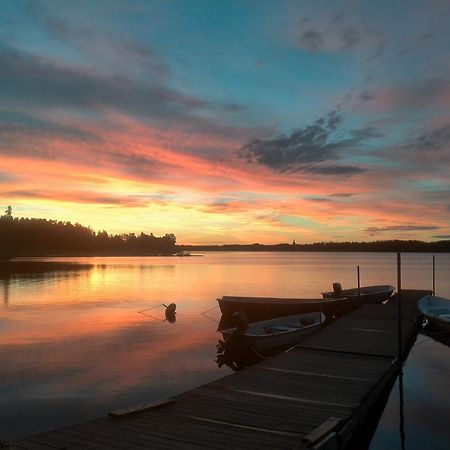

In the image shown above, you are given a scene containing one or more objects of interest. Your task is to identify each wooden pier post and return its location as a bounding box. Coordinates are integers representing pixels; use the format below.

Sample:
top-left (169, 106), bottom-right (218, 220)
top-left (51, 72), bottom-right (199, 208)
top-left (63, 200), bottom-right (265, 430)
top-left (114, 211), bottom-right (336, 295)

top-left (397, 252), bottom-right (402, 362)
top-left (432, 255), bottom-right (435, 295)
top-left (357, 265), bottom-right (361, 302)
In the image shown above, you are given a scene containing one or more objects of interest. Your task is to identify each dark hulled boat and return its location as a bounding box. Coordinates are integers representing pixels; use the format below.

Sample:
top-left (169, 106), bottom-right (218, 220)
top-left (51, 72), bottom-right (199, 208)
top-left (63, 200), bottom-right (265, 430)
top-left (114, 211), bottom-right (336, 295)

top-left (217, 295), bottom-right (353, 322)
top-left (321, 284), bottom-right (395, 304)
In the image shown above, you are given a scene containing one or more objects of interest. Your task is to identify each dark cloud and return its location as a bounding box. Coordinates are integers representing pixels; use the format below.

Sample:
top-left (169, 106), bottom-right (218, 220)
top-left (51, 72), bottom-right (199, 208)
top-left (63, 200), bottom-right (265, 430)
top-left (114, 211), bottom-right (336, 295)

top-left (0, 44), bottom-right (247, 145)
top-left (222, 103), bottom-right (247, 113)
top-left (304, 193), bottom-right (356, 202)
top-left (238, 111), bottom-right (378, 175)
top-left (328, 193), bottom-right (354, 198)
top-left (367, 41), bottom-right (386, 62)
top-left (0, 46), bottom-right (208, 120)
top-left (307, 165), bottom-right (366, 175)
top-left (303, 196), bottom-right (329, 202)
top-left (357, 90), bottom-right (375, 103)
top-left (297, 16), bottom-right (383, 54)
top-left (45, 18), bottom-right (169, 80)
top-left (397, 30), bottom-right (435, 57)
top-left (0, 117), bottom-right (101, 146)
top-left (339, 27), bottom-right (361, 49)
top-left (298, 30), bottom-right (324, 51)
top-left (365, 225), bottom-right (441, 235)
top-left (433, 235), bottom-right (450, 239)
top-left (409, 124), bottom-right (450, 152)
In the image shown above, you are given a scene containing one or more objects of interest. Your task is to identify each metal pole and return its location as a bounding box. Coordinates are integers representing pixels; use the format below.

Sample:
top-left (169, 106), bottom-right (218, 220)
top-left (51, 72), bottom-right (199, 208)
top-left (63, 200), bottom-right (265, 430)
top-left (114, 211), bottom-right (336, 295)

top-left (357, 265), bottom-right (361, 302)
top-left (432, 255), bottom-right (435, 296)
top-left (397, 252), bottom-right (402, 361)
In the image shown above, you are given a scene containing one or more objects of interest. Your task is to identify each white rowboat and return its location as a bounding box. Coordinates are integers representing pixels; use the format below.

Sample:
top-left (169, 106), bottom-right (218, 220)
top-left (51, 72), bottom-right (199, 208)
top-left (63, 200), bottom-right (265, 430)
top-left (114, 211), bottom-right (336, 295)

top-left (418, 295), bottom-right (450, 332)
top-left (221, 311), bottom-right (325, 352)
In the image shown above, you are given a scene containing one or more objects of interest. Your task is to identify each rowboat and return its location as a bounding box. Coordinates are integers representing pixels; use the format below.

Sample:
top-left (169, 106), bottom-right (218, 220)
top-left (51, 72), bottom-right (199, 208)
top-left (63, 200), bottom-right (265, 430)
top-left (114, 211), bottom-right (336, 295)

top-left (220, 311), bottom-right (325, 353)
top-left (217, 295), bottom-right (352, 323)
top-left (321, 284), bottom-right (395, 304)
top-left (418, 295), bottom-right (450, 332)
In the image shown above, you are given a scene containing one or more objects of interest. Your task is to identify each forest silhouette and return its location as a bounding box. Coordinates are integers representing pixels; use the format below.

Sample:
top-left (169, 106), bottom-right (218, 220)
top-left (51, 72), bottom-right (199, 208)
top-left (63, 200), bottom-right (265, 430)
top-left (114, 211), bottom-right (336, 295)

top-left (0, 207), bottom-right (448, 258)
top-left (0, 207), bottom-right (176, 258)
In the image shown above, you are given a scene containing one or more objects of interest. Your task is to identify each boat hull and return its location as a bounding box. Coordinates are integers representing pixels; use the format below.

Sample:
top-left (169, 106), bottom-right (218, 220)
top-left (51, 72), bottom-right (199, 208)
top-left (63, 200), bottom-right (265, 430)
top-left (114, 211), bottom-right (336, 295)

top-left (418, 295), bottom-right (450, 332)
top-left (221, 312), bottom-right (325, 352)
top-left (322, 285), bottom-right (395, 304)
top-left (218, 296), bottom-right (353, 323)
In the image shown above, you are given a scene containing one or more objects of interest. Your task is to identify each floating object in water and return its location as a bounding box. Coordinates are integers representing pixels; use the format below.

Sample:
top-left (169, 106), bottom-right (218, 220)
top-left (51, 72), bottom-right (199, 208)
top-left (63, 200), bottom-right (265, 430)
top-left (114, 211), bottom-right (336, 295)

top-left (164, 303), bottom-right (177, 323)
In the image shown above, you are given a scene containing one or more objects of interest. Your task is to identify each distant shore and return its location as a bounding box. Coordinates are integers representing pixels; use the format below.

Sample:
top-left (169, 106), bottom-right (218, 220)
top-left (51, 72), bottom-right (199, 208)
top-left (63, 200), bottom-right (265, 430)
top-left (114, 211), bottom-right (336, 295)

top-left (3, 239), bottom-right (449, 259)
top-left (178, 240), bottom-right (450, 253)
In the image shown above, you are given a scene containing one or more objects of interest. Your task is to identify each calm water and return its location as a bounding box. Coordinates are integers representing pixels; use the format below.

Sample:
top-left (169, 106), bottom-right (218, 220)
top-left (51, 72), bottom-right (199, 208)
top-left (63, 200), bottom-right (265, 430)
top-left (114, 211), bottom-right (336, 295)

top-left (0, 252), bottom-right (449, 447)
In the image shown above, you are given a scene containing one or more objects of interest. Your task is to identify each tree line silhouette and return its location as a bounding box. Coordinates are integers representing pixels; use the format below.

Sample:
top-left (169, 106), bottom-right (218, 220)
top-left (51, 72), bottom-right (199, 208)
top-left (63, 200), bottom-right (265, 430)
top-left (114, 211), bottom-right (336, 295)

top-left (0, 207), bottom-right (176, 258)
top-left (180, 240), bottom-right (450, 253)
top-left (1, 207), bottom-right (448, 258)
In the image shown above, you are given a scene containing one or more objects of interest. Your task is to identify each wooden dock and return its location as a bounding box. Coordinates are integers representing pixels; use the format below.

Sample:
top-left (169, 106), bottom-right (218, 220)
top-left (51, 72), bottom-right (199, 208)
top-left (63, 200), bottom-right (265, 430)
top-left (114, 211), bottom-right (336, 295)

top-left (10, 289), bottom-right (429, 450)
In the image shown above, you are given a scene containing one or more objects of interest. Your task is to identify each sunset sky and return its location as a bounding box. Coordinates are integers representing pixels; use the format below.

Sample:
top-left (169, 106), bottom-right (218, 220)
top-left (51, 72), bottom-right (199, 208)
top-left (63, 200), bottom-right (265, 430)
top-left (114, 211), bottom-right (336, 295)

top-left (1, 0), bottom-right (449, 244)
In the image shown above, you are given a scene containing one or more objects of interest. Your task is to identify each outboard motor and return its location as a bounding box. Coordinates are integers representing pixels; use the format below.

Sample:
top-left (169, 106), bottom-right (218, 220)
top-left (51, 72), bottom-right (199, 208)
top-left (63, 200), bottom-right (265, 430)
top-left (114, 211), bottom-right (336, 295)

top-left (333, 282), bottom-right (343, 298)
top-left (232, 310), bottom-right (249, 334)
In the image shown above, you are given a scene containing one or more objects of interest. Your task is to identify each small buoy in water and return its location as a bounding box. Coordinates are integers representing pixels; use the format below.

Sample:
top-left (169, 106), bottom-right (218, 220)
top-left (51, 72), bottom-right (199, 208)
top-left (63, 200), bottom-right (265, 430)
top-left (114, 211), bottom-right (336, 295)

top-left (164, 303), bottom-right (177, 323)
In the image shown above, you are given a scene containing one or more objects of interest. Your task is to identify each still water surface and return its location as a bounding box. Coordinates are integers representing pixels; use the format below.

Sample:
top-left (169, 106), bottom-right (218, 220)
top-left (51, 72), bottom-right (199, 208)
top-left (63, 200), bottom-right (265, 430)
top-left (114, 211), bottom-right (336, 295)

top-left (0, 252), bottom-right (449, 447)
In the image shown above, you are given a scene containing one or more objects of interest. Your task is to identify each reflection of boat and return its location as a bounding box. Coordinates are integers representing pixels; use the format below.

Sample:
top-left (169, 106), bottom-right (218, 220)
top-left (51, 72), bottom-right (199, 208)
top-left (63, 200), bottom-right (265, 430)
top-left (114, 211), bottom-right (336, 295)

top-left (418, 295), bottom-right (450, 332)
top-left (321, 284), bottom-right (395, 303)
top-left (216, 342), bottom-right (264, 371)
top-left (217, 295), bottom-right (352, 322)
top-left (220, 312), bottom-right (325, 353)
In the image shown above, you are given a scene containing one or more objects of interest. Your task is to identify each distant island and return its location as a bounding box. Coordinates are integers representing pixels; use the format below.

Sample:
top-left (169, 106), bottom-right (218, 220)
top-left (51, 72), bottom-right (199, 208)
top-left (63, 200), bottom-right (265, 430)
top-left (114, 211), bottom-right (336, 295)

top-left (0, 208), bottom-right (449, 258)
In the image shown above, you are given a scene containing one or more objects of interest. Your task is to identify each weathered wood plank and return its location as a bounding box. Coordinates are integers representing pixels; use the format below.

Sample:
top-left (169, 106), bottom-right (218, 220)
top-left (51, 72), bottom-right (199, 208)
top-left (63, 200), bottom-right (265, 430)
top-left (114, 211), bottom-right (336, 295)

top-left (258, 348), bottom-right (391, 381)
top-left (108, 399), bottom-right (174, 418)
top-left (7, 441), bottom-right (57, 450)
top-left (106, 412), bottom-right (307, 449)
top-left (303, 417), bottom-right (342, 446)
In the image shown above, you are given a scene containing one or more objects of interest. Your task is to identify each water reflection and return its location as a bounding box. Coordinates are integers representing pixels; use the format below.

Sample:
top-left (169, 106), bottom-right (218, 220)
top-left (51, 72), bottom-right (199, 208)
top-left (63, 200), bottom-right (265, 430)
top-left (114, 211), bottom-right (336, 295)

top-left (216, 339), bottom-right (264, 371)
top-left (0, 260), bottom-right (94, 279)
top-left (398, 368), bottom-right (406, 450)
top-left (422, 327), bottom-right (450, 348)
top-left (2, 277), bottom-right (10, 307)
top-left (0, 260), bottom-right (94, 308)
top-left (1, 253), bottom-right (449, 444)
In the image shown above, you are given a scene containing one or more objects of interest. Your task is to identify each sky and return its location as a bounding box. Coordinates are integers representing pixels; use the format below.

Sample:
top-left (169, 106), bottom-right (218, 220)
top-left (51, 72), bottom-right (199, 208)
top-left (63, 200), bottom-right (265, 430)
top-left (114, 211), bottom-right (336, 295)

top-left (1, 0), bottom-right (449, 244)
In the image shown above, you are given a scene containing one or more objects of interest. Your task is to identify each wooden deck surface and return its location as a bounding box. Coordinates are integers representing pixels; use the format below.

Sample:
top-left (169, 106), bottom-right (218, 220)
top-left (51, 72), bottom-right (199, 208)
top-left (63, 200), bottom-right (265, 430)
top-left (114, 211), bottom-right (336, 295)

top-left (11, 289), bottom-right (429, 450)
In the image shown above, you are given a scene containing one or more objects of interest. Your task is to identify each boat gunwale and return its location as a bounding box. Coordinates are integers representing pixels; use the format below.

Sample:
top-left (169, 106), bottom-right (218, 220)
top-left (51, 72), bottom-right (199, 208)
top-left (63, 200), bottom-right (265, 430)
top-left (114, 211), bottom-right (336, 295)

top-left (218, 296), bottom-right (349, 305)
top-left (321, 284), bottom-right (395, 297)
top-left (221, 312), bottom-right (325, 338)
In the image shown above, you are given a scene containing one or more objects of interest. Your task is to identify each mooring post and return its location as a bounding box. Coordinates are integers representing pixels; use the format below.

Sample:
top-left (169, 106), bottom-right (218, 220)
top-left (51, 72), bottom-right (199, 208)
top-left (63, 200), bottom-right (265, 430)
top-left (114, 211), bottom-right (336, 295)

top-left (432, 254), bottom-right (435, 296)
top-left (357, 265), bottom-right (361, 302)
top-left (397, 252), bottom-right (402, 362)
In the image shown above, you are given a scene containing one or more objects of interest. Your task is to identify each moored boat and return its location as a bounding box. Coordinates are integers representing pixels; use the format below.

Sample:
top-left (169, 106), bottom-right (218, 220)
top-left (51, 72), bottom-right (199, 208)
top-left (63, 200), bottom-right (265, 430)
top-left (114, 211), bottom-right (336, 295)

top-left (321, 283), bottom-right (395, 304)
top-left (418, 295), bottom-right (450, 332)
top-left (217, 295), bottom-right (352, 322)
top-left (220, 311), bottom-right (325, 353)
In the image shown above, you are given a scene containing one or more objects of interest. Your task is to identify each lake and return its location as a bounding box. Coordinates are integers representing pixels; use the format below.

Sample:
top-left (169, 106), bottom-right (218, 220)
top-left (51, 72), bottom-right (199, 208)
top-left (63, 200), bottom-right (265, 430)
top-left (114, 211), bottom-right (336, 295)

top-left (0, 252), bottom-right (449, 448)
